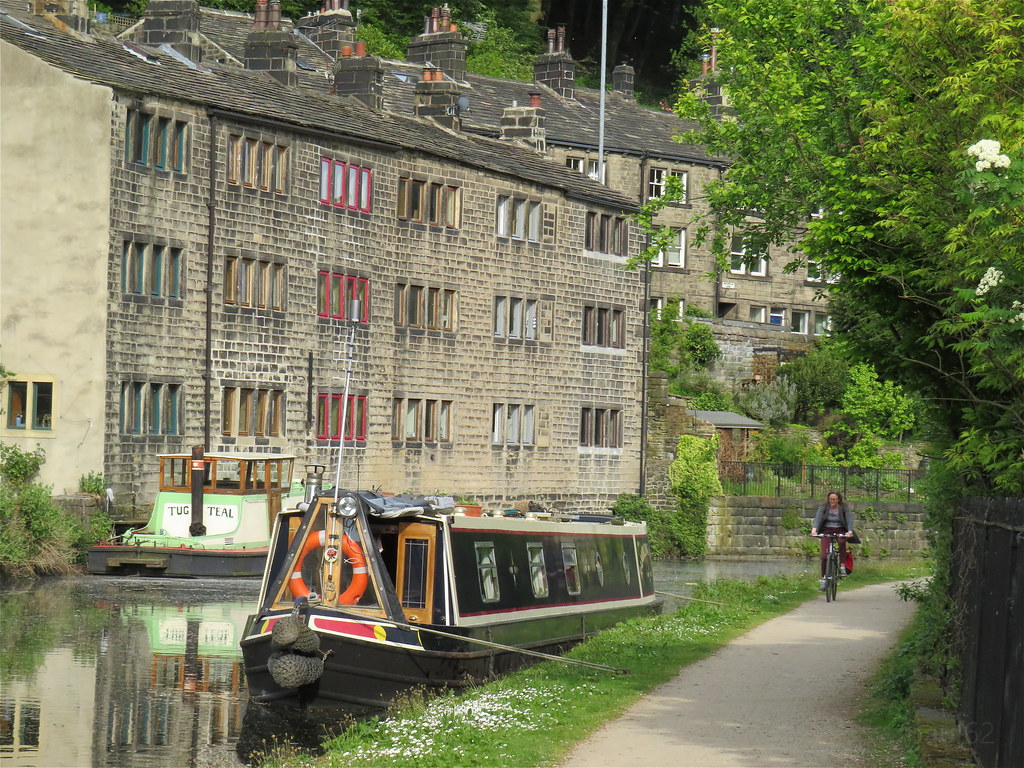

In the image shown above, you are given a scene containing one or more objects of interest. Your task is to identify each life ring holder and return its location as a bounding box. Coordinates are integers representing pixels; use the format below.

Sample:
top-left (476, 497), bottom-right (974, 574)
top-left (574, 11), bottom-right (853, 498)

top-left (288, 528), bottom-right (368, 605)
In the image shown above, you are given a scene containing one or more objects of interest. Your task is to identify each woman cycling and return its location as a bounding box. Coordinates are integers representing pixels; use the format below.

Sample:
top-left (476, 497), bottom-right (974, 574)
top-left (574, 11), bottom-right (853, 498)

top-left (810, 491), bottom-right (855, 592)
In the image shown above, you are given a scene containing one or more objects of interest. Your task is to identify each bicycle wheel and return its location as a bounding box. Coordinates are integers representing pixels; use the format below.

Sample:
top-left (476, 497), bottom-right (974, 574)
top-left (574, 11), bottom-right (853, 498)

top-left (826, 549), bottom-right (839, 602)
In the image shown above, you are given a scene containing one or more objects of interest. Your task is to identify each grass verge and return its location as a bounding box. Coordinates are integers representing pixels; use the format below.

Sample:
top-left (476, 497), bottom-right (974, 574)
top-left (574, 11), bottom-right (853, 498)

top-left (264, 560), bottom-right (930, 768)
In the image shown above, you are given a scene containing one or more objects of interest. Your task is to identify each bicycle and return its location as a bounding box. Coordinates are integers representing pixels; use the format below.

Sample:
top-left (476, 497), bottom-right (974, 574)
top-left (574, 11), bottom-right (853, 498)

top-left (815, 532), bottom-right (848, 602)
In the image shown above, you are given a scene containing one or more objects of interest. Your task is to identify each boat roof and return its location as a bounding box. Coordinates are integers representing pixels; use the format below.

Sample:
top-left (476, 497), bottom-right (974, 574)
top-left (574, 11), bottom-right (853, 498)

top-left (156, 452), bottom-right (298, 460)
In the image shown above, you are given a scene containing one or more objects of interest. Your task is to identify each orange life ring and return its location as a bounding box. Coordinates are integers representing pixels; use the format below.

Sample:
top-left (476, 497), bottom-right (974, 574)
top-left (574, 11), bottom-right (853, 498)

top-left (288, 529), bottom-right (368, 605)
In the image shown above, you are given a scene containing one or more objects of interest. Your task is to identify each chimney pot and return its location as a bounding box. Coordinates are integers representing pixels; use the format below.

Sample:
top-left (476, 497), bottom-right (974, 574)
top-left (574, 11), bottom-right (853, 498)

top-left (529, 92), bottom-right (541, 108)
top-left (341, 44), bottom-right (352, 58)
top-left (355, 40), bottom-right (366, 56)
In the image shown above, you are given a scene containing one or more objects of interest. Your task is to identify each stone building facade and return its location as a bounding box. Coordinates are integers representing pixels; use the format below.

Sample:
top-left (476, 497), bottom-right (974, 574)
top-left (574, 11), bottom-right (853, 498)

top-left (1, 0), bottom-right (644, 515)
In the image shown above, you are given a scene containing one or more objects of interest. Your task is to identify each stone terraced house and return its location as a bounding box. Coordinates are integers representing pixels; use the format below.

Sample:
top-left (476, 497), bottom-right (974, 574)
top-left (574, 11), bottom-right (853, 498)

top-left (1, 0), bottom-right (648, 514)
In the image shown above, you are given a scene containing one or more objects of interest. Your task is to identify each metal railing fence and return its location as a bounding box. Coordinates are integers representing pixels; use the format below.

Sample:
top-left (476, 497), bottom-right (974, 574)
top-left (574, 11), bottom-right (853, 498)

top-left (718, 461), bottom-right (926, 503)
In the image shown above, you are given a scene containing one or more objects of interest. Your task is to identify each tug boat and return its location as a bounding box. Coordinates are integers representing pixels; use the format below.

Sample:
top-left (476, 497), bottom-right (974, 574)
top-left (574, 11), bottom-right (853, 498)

top-left (87, 452), bottom-right (301, 577)
top-left (239, 473), bottom-right (660, 708)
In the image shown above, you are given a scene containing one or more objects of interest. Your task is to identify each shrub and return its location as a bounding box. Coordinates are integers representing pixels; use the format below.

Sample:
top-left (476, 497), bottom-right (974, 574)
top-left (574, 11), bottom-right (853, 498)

top-left (777, 345), bottom-right (850, 423)
top-left (668, 435), bottom-right (723, 557)
top-left (612, 494), bottom-right (681, 559)
top-left (0, 444), bottom-right (45, 486)
top-left (693, 390), bottom-right (731, 411)
top-left (78, 471), bottom-right (106, 495)
top-left (752, 428), bottom-right (811, 465)
top-left (737, 378), bottom-right (797, 426)
top-left (682, 322), bottom-right (721, 370)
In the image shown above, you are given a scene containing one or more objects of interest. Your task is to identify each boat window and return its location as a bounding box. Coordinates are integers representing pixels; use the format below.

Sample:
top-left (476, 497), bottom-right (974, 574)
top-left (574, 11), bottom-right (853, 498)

top-left (247, 460), bottom-right (264, 490)
top-left (401, 539), bottom-right (429, 609)
top-left (475, 543), bottom-right (500, 603)
top-left (622, 551), bottom-right (632, 585)
top-left (212, 459), bottom-right (242, 490)
top-left (562, 544), bottom-right (581, 595)
top-left (527, 543), bottom-right (548, 597)
top-left (594, 550), bottom-right (605, 586)
top-left (163, 457), bottom-right (189, 490)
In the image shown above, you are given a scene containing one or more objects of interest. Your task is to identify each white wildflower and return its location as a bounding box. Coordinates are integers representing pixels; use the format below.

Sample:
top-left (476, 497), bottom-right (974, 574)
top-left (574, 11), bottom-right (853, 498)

top-left (975, 267), bottom-right (1003, 296)
top-left (967, 139), bottom-right (1012, 172)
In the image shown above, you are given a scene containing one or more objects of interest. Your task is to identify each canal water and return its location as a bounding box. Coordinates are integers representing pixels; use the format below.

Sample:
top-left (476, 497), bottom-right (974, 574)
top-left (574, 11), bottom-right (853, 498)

top-left (0, 558), bottom-right (815, 767)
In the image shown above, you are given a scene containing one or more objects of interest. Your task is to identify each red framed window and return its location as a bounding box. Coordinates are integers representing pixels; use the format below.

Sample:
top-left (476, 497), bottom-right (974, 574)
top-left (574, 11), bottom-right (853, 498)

top-left (317, 270), bottom-right (370, 322)
top-left (317, 393), bottom-right (367, 441)
top-left (318, 157), bottom-right (372, 212)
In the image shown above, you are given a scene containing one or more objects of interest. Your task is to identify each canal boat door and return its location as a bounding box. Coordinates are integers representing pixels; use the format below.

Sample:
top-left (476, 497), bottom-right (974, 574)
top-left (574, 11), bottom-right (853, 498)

top-left (394, 522), bottom-right (438, 624)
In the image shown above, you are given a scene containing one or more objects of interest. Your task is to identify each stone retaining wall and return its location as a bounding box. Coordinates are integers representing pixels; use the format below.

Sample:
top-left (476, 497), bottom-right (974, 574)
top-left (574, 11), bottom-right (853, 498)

top-left (708, 496), bottom-right (927, 558)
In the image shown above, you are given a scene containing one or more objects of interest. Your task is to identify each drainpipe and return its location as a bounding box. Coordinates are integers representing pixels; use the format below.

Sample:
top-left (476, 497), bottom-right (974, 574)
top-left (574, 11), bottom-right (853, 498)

top-left (638, 151), bottom-right (650, 497)
top-left (204, 112), bottom-right (217, 447)
top-left (189, 445), bottom-right (207, 536)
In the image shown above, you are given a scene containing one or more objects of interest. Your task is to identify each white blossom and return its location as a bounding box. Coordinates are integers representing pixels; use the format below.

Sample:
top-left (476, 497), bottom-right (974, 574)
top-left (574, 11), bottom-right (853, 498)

top-left (967, 139), bottom-right (1012, 172)
top-left (1012, 300), bottom-right (1024, 325)
top-left (975, 267), bottom-right (1004, 296)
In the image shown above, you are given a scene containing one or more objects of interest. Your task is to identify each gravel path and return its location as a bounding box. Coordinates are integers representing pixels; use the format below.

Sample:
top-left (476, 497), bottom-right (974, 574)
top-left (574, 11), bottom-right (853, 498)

top-left (561, 581), bottom-right (914, 768)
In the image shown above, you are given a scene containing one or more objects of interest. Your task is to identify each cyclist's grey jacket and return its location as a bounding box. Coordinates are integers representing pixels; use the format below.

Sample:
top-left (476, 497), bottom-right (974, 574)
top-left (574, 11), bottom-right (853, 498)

top-left (812, 504), bottom-right (855, 531)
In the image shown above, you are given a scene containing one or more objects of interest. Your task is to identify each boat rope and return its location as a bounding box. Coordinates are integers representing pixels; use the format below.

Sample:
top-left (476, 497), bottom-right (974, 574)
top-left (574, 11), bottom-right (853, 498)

top-left (388, 620), bottom-right (629, 675)
top-left (655, 590), bottom-right (726, 606)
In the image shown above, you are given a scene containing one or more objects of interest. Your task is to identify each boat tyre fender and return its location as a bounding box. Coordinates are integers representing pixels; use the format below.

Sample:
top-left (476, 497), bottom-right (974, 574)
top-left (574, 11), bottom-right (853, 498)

top-left (288, 530), bottom-right (369, 605)
top-left (268, 650), bottom-right (324, 689)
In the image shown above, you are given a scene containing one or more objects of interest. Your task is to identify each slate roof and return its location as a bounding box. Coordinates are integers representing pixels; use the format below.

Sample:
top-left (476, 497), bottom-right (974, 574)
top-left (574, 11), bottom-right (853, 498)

top-left (172, 6), bottom-right (722, 170)
top-left (0, 1), bottom-right (638, 212)
top-left (686, 410), bottom-right (766, 430)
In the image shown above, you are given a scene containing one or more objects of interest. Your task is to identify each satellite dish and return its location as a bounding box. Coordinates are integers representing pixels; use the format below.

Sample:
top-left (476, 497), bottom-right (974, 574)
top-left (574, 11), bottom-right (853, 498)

top-left (457, 95), bottom-right (471, 114)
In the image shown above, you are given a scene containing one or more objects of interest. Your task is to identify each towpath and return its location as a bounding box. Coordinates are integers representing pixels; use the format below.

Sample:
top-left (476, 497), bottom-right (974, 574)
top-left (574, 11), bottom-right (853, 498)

top-left (561, 581), bottom-right (915, 768)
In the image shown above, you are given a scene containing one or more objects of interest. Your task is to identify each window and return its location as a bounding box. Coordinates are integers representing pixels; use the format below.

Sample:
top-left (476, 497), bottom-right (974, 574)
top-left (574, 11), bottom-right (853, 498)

top-left (527, 543), bottom-right (549, 597)
top-left (411, 181), bottom-right (462, 228)
top-left (565, 156), bottom-right (583, 173)
top-left (317, 393), bottom-right (367, 442)
top-left (648, 167), bottom-right (667, 199)
top-left (579, 407), bottom-right (623, 448)
top-left (122, 241), bottom-right (183, 299)
top-left (119, 381), bottom-right (181, 435)
top-left (791, 310), bottom-right (809, 334)
top-left (395, 282), bottom-right (455, 330)
top-left (562, 544), bottom-right (581, 595)
top-left (496, 195), bottom-right (542, 242)
top-left (749, 305), bottom-right (767, 323)
top-left (653, 228), bottom-right (686, 268)
top-left (729, 235), bottom-right (767, 276)
top-left (228, 134), bottom-right (287, 193)
top-left (5, 378), bottom-right (54, 431)
top-left (585, 211), bottom-right (628, 256)
top-left (392, 397), bottom-right (452, 443)
top-left (226, 256), bottom-right (284, 310)
top-left (125, 108), bottom-right (151, 166)
top-left (316, 270), bottom-right (368, 321)
top-left (814, 312), bottom-right (831, 335)
top-left (317, 156), bottom-right (373, 211)
top-left (220, 386), bottom-right (283, 437)
top-left (582, 304), bottom-right (626, 348)
top-left (475, 543), bottom-right (500, 602)
top-left (493, 295), bottom-right (542, 341)
top-left (649, 297), bottom-right (683, 320)
top-left (807, 259), bottom-right (840, 284)
top-left (769, 306), bottom-right (786, 326)
top-left (587, 158), bottom-right (602, 181)
top-left (491, 403), bottom-right (535, 446)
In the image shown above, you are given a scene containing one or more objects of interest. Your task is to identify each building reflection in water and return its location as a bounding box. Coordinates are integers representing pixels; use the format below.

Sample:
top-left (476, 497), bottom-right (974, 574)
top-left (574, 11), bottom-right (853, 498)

top-left (1, 579), bottom-right (257, 767)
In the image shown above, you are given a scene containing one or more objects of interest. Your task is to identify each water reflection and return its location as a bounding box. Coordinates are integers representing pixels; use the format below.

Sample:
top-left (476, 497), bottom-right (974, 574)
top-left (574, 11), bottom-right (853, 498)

top-left (0, 558), bottom-right (818, 767)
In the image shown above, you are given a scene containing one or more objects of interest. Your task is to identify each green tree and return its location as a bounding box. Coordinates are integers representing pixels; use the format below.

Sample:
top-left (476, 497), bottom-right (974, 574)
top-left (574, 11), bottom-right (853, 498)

top-left (674, 0), bottom-right (1024, 492)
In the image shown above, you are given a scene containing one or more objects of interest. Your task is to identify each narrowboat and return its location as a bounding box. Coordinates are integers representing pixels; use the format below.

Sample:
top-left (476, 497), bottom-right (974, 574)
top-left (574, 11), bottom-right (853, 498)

top-left (239, 476), bottom-right (660, 708)
top-left (87, 452), bottom-right (302, 577)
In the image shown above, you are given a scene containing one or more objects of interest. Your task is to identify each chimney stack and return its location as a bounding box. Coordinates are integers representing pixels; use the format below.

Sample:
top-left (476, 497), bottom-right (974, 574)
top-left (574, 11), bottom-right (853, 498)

top-left (500, 99), bottom-right (546, 153)
top-left (414, 68), bottom-right (462, 130)
top-left (297, 1), bottom-right (356, 59)
top-left (244, 0), bottom-right (299, 87)
top-left (533, 25), bottom-right (575, 99)
top-left (612, 63), bottom-right (634, 98)
top-left (406, 5), bottom-right (467, 82)
top-left (333, 43), bottom-right (385, 110)
top-left (131, 0), bottom-right (203, 62)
